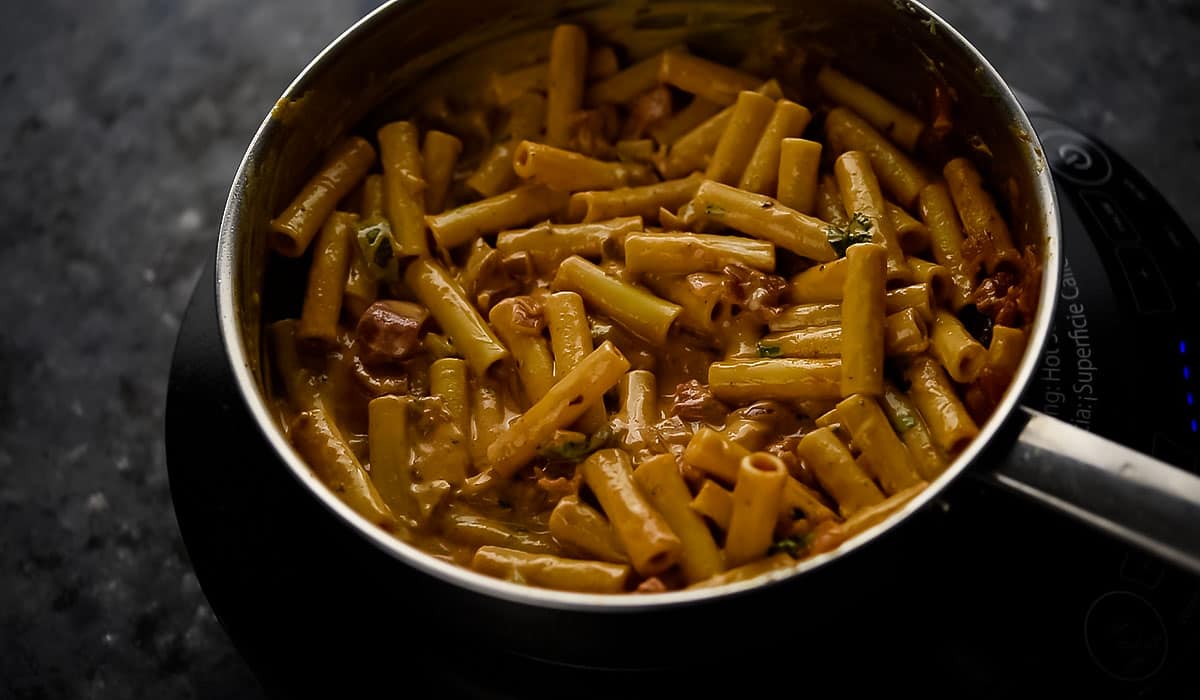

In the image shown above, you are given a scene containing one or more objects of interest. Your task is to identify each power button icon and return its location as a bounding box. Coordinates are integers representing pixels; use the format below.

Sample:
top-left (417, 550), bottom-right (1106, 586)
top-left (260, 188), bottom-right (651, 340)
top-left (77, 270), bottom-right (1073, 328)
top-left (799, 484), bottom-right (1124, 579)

top-left (1041, 128), bottom-right (1113, 186)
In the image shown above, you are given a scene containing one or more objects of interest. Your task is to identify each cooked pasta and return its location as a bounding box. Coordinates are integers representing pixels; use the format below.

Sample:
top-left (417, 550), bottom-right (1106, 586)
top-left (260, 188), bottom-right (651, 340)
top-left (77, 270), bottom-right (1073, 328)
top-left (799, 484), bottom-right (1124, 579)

top-left (264, 22), bottom-right (1038, 594)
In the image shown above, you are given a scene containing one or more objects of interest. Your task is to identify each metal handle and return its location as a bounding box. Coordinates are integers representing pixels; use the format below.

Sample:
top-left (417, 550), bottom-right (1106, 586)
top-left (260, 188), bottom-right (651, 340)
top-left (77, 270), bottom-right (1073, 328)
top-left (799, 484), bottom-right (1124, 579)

top-left (987, 407), bottom-right (1200, 575)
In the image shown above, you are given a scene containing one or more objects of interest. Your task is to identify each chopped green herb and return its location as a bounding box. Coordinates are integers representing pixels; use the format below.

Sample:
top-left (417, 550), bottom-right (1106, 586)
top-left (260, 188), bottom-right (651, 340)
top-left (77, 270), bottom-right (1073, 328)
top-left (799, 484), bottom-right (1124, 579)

top-left (769, 537), bottom-right (803, 556)
top-left (824, 214), bottom-right (875, 257)
top-left (757, 343), bottom-right (782, 358)
top-left (357, 215), bottom-right (401, 284)
top-left (704, 202), bottom-right (726, 217)
top-left (539, 426), bottom-right (613, 463)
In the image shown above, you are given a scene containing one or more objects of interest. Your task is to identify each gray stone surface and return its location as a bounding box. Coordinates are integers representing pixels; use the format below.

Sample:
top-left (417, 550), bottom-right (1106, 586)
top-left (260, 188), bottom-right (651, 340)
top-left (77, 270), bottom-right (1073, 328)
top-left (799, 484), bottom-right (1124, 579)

top-left (0, 1), bottom-right (1195, 698)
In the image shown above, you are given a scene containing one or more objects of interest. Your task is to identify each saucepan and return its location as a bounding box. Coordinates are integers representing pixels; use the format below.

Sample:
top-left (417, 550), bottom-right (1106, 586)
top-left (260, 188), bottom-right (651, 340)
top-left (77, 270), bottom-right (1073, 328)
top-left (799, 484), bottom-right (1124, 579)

top-left (214, 0), bottom-right (1200, 667)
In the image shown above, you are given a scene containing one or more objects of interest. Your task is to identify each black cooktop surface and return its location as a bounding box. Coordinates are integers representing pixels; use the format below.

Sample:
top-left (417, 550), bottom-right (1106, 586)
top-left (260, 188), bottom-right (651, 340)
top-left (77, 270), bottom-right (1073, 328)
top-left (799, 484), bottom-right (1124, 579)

top-left (166, 109), bottom-right (1200, 698)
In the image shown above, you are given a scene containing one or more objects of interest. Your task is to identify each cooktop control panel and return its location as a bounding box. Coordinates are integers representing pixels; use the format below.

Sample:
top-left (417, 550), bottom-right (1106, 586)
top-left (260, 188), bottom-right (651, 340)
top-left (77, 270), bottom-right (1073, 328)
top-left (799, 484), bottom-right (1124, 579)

top-left (1023, 111), bottom-right (1200, 475)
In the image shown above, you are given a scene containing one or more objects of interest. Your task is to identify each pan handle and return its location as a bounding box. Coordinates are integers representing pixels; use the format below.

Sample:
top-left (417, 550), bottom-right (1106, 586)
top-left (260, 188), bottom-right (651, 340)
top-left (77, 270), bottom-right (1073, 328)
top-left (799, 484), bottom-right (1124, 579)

top-left (986, 407), bottom-right (1200, 575)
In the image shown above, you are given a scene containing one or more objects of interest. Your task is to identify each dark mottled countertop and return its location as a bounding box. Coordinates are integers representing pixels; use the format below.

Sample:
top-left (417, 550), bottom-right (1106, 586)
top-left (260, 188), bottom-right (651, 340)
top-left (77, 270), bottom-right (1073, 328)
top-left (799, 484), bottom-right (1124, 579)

top-left (1, 1), bottom-right (1197, 698)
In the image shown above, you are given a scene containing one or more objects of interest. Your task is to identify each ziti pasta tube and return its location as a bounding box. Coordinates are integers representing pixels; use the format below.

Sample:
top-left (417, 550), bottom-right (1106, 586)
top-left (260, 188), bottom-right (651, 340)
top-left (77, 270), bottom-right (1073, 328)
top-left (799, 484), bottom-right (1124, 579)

top-left (816, 66), bottom-right (924, 152)
top-left (840, 242), bottom-right (887, 397)
top-left (581, 449), bottom-right (682, 576)
top-left (624, 233), bottom-right (775, 275)
top-left (298, 211), bottom-right (356, 343)
top-left (377, 121), bottom-right (427, 256)
top-left (367, 395), bottom-right (420, 525)
top-left (930, 310), bottom-right (988, 383)
top-left (705, 90), bottom-right (776, 185)
top-left (658, 50), bottom-right (759, 105)
top-left (545, 24), bottom-right (588, 147)
top-left (739, 100), bottom-right (813, 195)
top-left (880, 380), bottom-right (947, 481)
top-left (427, 184), bottom-right (569, 251)
top-left (835, 394), bottom-right (923, 495)
top-left (514, 140), bottom-right (654, 192)
top-left (291, 406), bottom-right (395, 529)
top-left (471, 546), bottom-right (631, 594)
top-left (405, 257), bottom-right (508, 376)
top-left (690, 479), bottom-right (734, 531)
top-left (420, 130), bottom-right (462, 214)
top-left (692, 180), bottom-right (838, 262)
top-left (549, 495), bottom-right (629, 564)
top-left (919, 182), bottom-right (978, 310)
top-left (903, 355), bottom-right (980, 455)
top-left (835, 150), bottom-right (909, 281)
top-left (724, 453), bottom-right (788, 568)
top-left (487, 341), bottom-right (630, 477)
top-left (567, 172), bottom-right (704, 223)
top-left (270, 136), bottom-right (375, 257)
top-left (825, 107), bottom-right (928, 208)
top-left (777, 138), bottom-right (822, 214)
top-left (634, 454), bottom-right (724, 582)
top-left (551, 256), bottom-right (682, 345)
top-left (497, 216), bottom-right (642, 274)
top-left (543, 291), bottom-right (610, 434)
top-left (887, 201), bottom-right (930, 255)
top-left (796, 426), bottom-right (884, 517)
top-left (659, 80), bottom-right (784, 178)
top-left (489, 297), bottom-right (557, 405)
top-left (943, 157), bottom-right (1020, 271)
top-left (709, 358), bottom-right (842, 403)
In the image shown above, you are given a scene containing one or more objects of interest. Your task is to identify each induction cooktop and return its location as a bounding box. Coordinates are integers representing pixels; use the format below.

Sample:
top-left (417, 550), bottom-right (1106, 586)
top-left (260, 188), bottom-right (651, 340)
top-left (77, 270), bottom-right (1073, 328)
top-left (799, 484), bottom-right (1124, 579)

top-left (166, 100), bottom-right (1200, 698)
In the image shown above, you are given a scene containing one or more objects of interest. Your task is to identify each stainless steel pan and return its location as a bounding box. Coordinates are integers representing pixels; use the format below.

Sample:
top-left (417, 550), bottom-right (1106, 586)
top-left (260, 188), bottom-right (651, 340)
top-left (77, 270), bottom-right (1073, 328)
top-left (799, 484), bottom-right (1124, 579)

top-left (214, 0), bottom-right (1200, 658)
